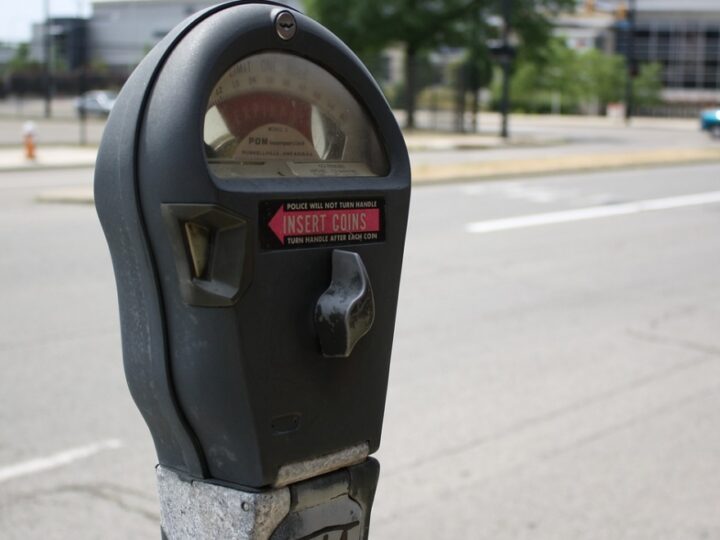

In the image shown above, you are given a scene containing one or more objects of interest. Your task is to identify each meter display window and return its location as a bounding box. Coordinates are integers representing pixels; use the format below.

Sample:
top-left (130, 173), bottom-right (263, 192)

top-left (204, 52), bottom-right (389, 178)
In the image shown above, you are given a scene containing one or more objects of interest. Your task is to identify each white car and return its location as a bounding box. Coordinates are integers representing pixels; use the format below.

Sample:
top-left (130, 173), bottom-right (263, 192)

top-left (75, 90), bottom-right (118, 117)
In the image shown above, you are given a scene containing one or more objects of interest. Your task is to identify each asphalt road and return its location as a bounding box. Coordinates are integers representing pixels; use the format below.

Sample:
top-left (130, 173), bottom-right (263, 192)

top-left (1, 163), bottom-right (719, 538)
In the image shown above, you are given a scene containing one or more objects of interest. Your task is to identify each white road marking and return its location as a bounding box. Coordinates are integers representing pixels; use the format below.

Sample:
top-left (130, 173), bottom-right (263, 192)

top-left (466, 190), bottom-right (720, 234)
top-left (462, 182), bottom-right (569, 203)
top-left (0, 439), bottom-right (123, 484)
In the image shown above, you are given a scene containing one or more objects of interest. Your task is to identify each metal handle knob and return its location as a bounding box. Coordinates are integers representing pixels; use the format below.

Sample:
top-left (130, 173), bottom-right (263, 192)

top-left (315, 250), bottom-right (375, 358)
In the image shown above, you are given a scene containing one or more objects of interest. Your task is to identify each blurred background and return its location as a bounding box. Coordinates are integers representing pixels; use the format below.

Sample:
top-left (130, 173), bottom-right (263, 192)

top-left (1, 0), bottom-right (719, 538)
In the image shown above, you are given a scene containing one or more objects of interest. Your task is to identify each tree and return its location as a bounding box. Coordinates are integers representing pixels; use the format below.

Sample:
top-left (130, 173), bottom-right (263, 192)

top-left (575, 49), bottom-right (625, 111)
top-left (7, 43), bottom-right (39, 73)
top-left (496, 38), bottom-right (636, 115)
top-left (497, 38), bottom-right (579, 113)
top-left (633, 62), bottom-right (663, 107)
top-left (305, 0), bottom-right (575, 129)
top-left (462, 8), bottom-right (494, 131)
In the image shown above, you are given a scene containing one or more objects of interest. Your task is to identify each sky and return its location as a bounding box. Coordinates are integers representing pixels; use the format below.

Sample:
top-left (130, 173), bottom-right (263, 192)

top-left (1, 0), bottom-right (712, 45)
top-left (1, 0), bottom-right (91, 44)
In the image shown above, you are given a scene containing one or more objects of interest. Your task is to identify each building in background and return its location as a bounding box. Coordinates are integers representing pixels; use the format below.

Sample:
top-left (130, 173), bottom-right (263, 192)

top-left (556, 0), bottom-right (720, 105)
top-left (0, 43), bottom-right (16, 67)
top-left (29, 18), bottom-right (88, 72)
top-left (88, 0), bottom-right (303, 72)
top-left (88, 0), bottom-right (216, 73)
top-left (0, 43), bottom-right (17, 97)
top-left (616, 0), bottom-right (720, 103)
top-left (554, 9), bottom-right (615, 53)
top-left (28, 0), bottom-right (303, 75)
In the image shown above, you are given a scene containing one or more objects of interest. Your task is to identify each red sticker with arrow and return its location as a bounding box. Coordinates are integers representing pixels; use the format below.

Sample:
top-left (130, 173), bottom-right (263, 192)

top-left (260, 198), bottom-right (385, 250)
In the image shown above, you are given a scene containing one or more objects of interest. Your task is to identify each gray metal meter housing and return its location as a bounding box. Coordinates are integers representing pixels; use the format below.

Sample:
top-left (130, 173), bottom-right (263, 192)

top-left (96, 0), bottom-right (411, 490)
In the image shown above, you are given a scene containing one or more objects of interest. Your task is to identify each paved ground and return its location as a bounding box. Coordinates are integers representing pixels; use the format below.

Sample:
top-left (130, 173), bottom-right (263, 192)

top-left (0, 162), bottom-right (719, 538)
top-left (374, 163), bottom-right (720, 539)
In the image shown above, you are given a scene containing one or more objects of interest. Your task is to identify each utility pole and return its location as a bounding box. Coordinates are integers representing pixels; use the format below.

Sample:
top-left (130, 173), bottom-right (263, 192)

top-left (78, 12), bottom-right (88, 145)
top-left (469, 7), bottom-right (482, 134)
top-left (43, 0), bottom-right (52, 118)
top-left (79, 64), bottom-right (87, 145)
top-left (624, 0), bottom-right (636, 124)
top-left (500, 0), bottom-right (512, 139)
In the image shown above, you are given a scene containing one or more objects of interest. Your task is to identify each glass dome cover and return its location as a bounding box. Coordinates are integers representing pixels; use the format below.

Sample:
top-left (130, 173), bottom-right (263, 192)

top-left (204, 52), bottom-right (389, 178)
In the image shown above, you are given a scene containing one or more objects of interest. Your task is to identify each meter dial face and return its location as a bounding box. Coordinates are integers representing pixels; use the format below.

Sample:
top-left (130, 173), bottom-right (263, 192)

top-left (204, 52), bottom-right (389, 178)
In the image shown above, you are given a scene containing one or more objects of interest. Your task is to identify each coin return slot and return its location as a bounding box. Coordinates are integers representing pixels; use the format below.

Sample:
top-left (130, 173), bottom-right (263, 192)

top-left (184, 221), bottom-right (212, 279)
top-left (162, 204), bottom-right (250, 307)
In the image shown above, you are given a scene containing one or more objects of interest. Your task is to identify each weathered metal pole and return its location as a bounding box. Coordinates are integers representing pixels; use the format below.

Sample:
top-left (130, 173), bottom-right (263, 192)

top-left (624, 0), bottom-right (636, 124)
top-left (43, 0), bottom-right (52, 119)
top-left (500, 0), bottom-right (512, 139)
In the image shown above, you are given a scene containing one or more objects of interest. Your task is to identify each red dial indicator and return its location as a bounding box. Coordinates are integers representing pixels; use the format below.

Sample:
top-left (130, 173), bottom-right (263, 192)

top-left (216, 92), bottom-right (313, 144)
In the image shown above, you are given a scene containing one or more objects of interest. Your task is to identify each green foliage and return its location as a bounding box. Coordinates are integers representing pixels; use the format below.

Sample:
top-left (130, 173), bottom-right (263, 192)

top-left (7, 43), bottom-right (41, 73)
top-left (504, 0), bottom-right (575, 61)
top-left (305, 0), bottom-right (663, 118)
top-left (490, 39), bottom-right (575, 112)
top-left (633, 62), bottom-right (663, 106)
top-left (381, 52), bottom-right (442, 106)
top-left (305, 0), bottom-right (477, 54)
top-left (492, 39), bottom-right (646, 114)
top-left (53, 55), bottom-right (69, 74)
top-left (90, 58), bottom-right (110, 74)
top-left (462, 48), bottom-right (493, 92)
top-left (381, 53), bottom-right (441, 109)
top-left (575, 49), bottom-right (625, 105)
top-left (416, 85), bottom-right (461, 111)
top-left (306, 0), bottom-right (576, 55)
top-left (306, 0), bottom-right (575, 126)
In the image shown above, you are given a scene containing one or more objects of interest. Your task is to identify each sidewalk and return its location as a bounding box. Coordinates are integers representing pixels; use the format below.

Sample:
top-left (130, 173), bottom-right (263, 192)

top-left (0, 145), bottom-right (97, 172)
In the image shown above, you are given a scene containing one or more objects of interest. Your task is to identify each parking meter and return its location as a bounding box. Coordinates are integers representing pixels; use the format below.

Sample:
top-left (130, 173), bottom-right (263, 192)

top-left (95, 2), bottom-right (410, 538)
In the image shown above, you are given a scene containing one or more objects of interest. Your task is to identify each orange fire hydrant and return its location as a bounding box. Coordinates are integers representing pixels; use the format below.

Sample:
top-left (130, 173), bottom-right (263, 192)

top-left (23, 121), bottom-right (36, 161)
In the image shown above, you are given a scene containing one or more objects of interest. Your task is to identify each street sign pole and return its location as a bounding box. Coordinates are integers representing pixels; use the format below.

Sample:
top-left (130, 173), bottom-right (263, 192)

top-left (43, 0), bottom-right (52, 119)
top-left (500, 0), bottom-right (512, 139)
top-left (624, 0), bottom-right (636, 124)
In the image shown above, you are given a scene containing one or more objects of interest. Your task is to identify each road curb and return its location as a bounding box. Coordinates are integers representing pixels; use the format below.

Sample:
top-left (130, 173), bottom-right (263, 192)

top-left (413, 157), bottom-right (720, 186)
top-left (412, 148), bottom-right (720, 185)
top-left (0, 146), bottom-right (97, 173)
top-left (1, 163), bottom-right (96, 174)
top-left (404, 135), bottom-right (567, 152)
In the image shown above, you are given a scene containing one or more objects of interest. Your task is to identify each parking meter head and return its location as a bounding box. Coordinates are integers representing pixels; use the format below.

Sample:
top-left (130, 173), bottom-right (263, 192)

top-left (95, 1), bottom-right (410, 489)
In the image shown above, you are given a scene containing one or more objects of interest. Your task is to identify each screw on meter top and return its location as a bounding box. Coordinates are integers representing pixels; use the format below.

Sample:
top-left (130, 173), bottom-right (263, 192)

top-left (203, 52), bottom-right (388, 179)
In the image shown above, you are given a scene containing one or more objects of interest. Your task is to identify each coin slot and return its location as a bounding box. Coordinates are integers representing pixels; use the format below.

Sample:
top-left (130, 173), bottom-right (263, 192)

top-left (161, 204), bottom-right (250, 307)
top-left (183, 221), bottom-right (212, 279)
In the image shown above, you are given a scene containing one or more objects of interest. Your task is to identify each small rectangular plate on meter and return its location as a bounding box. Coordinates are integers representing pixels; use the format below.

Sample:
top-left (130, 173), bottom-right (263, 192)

top-left (260, 198), bottom-right (385, 250)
